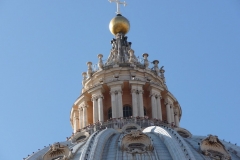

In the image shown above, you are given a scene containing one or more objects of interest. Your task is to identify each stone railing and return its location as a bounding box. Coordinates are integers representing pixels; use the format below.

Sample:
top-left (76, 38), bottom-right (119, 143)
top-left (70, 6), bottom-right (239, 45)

top-left (70, 117), bottom-right (176, 139)
top-left (83, 56), bottom-right (165, 82)
top-left (91, 57), bottom-right (154, 72)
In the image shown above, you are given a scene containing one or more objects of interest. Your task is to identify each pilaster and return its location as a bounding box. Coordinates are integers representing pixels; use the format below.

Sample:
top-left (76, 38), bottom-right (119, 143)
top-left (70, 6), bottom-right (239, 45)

top-left (150, 93), bottom-right (157, 119)
top-left (131, 88), bottom-right (138, 117)
top-left (73, 110), bottom-right (79, 133)
top-left (174, 111), bottom-right (180, 127)
top-left (156, 94), bottom-right (162, 121)
top-left (108, 81), bottom-right (123, 118)
top-left (88, 86), bottom-right (104, 123)
top-left (129, 81), bottom-right (145, 117)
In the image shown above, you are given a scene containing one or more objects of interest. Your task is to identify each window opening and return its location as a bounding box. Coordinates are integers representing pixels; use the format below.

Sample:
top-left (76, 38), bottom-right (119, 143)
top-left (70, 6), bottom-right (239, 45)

top-left (108, 108), bottom-right (112, 119)
top-left (123, 106), bottom-right (132, 117)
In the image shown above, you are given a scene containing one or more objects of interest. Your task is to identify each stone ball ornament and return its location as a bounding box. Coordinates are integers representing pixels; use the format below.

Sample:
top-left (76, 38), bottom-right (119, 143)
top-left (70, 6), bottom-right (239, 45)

top-left (109, 14), bottom-right (130, 35)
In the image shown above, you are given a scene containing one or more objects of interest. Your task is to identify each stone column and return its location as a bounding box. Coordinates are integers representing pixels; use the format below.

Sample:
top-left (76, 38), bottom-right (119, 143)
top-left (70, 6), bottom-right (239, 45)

top-left (151, 93), bottom-right (157, 119)
top-left (166, 103), bottom-right (172, 123)
top-left (117, 89), bottom-right (123, 118)
top-left (97, 95), bottom-right (104, 122)
top-left (92, 97), bottom-right (98, 123)
top-left (170, 105), bottom-right (175, 124)
top-left (174, 112), bottom-right (180, 127)
top-left (131, 89), bottom-right (138, 117)
top-left (110, 91), bottom-right (117, 118)
top-left (78, 107), bottom-right (83, 129)
top-left (156, 94), bottom-right (162, 121)
top-left (73, 111), bottom-right (79, 133)
top-left (82, 106), bottom-right (88, 127)
top-left (138, 89), bottom-right (144, 117)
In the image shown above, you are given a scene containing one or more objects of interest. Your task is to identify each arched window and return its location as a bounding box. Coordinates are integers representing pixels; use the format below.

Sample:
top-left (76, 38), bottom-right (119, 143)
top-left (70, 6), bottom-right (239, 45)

top-left (123, 105), bottom-right (132, 117)
top-left (144, 107), bottom-right (147, 116)
top-left (108, 108), bottom-right (112, 119)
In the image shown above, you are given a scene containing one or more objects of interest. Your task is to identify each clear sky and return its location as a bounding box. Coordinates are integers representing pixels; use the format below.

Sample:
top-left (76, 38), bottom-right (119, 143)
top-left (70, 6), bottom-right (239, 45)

top-left (0, 1), bottom-right (240, 159)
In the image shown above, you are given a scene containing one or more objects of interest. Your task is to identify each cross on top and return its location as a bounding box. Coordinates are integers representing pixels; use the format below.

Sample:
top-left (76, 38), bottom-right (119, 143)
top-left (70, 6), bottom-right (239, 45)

top-left (109, 0), bottom-right (127, 15)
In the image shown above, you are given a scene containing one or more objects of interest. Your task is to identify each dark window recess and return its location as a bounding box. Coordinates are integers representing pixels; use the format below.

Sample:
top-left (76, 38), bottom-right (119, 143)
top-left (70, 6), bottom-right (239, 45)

top-left (108, 108), bottom-right (112, 119)
top-left (123, 106), bottom-right (132, 117)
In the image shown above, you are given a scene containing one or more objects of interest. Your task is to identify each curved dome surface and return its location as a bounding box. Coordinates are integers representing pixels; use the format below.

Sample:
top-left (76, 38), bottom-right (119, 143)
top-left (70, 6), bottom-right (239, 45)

top-left (25, 124), bottom-right (240, 160)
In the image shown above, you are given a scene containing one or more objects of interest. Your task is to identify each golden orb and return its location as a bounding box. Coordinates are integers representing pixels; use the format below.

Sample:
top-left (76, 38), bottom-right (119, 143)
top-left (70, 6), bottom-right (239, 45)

top-left (109, 15), bottom-right (130, 35)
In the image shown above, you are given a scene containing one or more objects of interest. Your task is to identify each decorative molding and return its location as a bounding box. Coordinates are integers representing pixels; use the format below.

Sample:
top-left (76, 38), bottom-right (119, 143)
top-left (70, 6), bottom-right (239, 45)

top-left (200, 135), bottom-right (231, 160)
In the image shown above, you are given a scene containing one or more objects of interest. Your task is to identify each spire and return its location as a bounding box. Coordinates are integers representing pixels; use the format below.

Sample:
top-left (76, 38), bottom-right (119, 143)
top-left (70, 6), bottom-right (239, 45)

top-left (107, 0), bottom-right (136, 65)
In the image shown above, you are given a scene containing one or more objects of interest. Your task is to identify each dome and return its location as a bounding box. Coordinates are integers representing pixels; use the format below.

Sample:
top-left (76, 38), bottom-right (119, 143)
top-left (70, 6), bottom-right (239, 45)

top-left (109, 14), bottom-right (130, 35)
top-left (23, 2), bottom-right (240, 160)
top-left (25, 124), bottom-right (240, 160)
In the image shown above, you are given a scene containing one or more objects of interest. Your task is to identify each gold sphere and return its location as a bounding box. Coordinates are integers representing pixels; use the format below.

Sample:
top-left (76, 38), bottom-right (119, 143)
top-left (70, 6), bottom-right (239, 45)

top-left (109, 15), bottom-right (130, 35)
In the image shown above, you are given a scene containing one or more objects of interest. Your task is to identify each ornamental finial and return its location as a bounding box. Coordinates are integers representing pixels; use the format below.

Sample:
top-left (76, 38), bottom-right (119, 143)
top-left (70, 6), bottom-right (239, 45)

top-left (109, 0), bottom-right (127, 15)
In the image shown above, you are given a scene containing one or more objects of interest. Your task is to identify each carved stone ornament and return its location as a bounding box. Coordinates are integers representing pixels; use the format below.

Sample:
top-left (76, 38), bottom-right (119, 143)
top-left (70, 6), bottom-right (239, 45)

top-left (43, 143), bottom-right (72, 160)
top-left (174, 127), bottom-right (192, 138)
top-left (121, 130), bottom-right (154, 154)
top-left (71, 132), bottom-right (89, 143)
top-left (200, 135), bottom-right (231, 160)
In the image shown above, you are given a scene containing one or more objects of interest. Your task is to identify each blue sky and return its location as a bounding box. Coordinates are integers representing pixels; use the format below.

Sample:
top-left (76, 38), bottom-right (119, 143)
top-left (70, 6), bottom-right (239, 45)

top-left (0, 1), bottom-right (240, 159)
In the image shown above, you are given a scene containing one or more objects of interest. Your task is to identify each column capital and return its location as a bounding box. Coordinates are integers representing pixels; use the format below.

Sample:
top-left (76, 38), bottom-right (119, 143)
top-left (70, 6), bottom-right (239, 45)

top-left (117, 89), bottom-right (122, 94)
top-left (110, 90), bottom-right (117, 95)
top-left (73, 110), bottom-right (79, 119)
top-left (138, 89), bottom-right (144, 94)
top-left (164, 97), bottom-right (173, 106)
top-left (74, 117), bottom-right (79, 120)
top-left (91, 96), bottom-right (98, 101)
top-left (83, 105), bottom-right (88, 109)
top-left (131, 88), bottom-right (137, 94)
top-left (79, 101), bottom-right (88, 109)
top-left (155, 94), bottom-right (162, 99)
top-left (164, 100), bottom-right (169, 105)
top-left (96, 94), bottom-right (104, 99)
top-left (149, 93), bottom-right (156, 97)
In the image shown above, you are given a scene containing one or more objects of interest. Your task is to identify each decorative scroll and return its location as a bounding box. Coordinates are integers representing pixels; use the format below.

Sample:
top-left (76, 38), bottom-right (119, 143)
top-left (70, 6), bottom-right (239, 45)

top-left (200, 135), bottom-right (231, 160)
